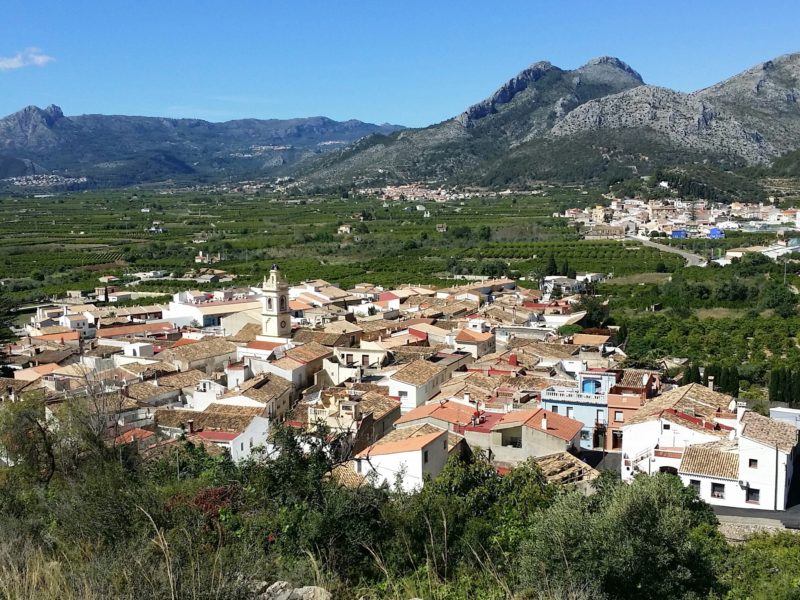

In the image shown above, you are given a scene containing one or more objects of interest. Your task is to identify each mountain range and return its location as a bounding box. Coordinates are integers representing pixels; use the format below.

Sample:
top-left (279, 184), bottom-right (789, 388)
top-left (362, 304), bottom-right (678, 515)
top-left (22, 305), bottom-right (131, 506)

top-left (301, 53), bottom-right (800, 187)
top-left (0, 106), bottom-right (402, 184)
top-left (1, 52), bottom-right (799, 187)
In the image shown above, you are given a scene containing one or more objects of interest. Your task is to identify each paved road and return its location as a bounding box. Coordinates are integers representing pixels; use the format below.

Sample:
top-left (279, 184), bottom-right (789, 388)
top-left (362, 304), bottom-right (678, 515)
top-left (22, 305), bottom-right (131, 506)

top-left (626, 235), bottom-right (707, 267)
top-left (714, 505), bottom-right (800, 529)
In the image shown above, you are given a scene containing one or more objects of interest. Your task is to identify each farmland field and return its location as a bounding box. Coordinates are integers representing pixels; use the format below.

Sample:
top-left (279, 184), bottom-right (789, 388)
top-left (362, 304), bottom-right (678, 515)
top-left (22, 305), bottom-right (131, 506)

top-left (0, 188), bottom-right (685, 309)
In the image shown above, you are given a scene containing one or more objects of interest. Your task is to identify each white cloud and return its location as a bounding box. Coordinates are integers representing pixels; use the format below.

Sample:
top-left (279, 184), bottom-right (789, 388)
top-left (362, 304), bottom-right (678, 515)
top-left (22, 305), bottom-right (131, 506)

top-left (0, 47), bottom-right (54, 72)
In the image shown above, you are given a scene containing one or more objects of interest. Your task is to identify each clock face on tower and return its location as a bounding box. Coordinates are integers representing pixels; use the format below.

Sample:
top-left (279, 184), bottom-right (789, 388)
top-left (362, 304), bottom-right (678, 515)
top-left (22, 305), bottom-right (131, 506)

top-left (280, 320), bottom-right (287, 328)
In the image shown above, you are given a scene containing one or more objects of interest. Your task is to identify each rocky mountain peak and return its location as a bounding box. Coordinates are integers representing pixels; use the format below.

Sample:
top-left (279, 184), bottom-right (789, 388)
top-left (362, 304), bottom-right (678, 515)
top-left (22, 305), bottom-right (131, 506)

top-left (6, 104), bottom-right (65, 129)
top-left (456, 60), bottom-right (556, 127)
top-left (576, 56), bottom-right (644, 84)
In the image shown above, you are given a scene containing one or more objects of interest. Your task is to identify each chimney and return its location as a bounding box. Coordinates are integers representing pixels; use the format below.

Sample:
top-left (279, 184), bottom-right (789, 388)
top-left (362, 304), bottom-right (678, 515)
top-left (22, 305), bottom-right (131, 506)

top-left (541, 414), bottom-right (548, 431)
top-left (464, 392), bottom-right (471, 404)
top-left (707, 376), bottom-right (714, 391)
top-left (509, 353), bottom-right (518, 366)
top-left (187, 419), bottom-right (195, 434)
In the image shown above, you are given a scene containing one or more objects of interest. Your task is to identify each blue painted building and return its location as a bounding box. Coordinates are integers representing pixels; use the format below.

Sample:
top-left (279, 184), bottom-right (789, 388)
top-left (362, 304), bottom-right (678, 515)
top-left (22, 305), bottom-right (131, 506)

top-left (540, 370), bottom-right (617, 449)
top-left (708, 228), bottom-right (725, 239)
top-left (671, 230), bottom-right (688, 239)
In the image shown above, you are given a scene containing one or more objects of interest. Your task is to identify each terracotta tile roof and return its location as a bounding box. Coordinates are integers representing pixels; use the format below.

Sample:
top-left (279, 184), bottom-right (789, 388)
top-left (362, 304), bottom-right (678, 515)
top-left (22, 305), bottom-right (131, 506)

top-left (396, 400), bottom-right (477, 427)
top-left (171, 338), bottom-right (200, 348)
top-left (271, 356), bottom-right (305, 371)
top-left (357, 423), bottom-right (446, 457)
top-left (679, 444), bottom-right (739, 480)
top-left (97, 322), bottom-right (175, 338)
top-left (572, 333), bottom-right (611, 346)
top-left (114, 428), bottom-right (155, 445)
top-left (192, 430), bottom-right (240, 442)
top-left (246, 340), bottom-right (282, 351)
top-left (291, 329), bottom-right (348, 347)
top-left (492, 408), bottom-right (583, 442)
top-left (627, 383), bottom-right (736, 426)
top-left (157, 369), bottom-right (207, 390)
top-left (226, 322), bottom-right (263, 343)
top-left (323, 321), bottom-right (363, 334)
top-left (331, 464), bottom-right (367, 488)
top-left (31, 331), bottom-right (80, 342)
top-left (617, 369), bottom-right (657, 389)
top-left (358, 390), bottom-right (401, 421)
top-left (0, 377), bottom-right (34, 394)
top-left (286, 342), bottom-right (333, 364)
top-left (289, 300), bottom-right (314, 311)
top-left (125, 381), bottom-right (179, 401)
top-left (239, 375), bottom-right (292, 403)
top-left (741, 411), bottom-right (798, 453)
top-left (455, 329), bottom-right (494, 343)
top-left (391, 359), bottom-right (446, 386)
top-left (155, 403), bottom-right (264, 432)
top-left (160, 338), bottom-right (236, 363)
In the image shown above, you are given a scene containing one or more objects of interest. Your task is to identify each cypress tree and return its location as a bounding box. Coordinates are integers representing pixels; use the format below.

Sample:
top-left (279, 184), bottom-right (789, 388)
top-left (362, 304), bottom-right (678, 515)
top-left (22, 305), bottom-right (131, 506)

top-left (769, 368), bottom-right (779, 403)
top-left (561, 259), bottom-right (570, 277)
top-left (546, 253), bottom-right (557, 277)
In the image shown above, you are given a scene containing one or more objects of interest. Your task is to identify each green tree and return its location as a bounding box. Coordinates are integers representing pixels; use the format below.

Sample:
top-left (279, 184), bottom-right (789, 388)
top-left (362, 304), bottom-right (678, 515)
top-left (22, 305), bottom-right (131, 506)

top-left (546, 253), bottom-right (558, 276)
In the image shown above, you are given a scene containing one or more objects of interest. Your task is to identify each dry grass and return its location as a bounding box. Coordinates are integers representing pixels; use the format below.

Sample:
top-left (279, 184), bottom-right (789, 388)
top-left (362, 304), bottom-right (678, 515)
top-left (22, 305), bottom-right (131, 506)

top-left (694, 308), bottom-right (746, 319)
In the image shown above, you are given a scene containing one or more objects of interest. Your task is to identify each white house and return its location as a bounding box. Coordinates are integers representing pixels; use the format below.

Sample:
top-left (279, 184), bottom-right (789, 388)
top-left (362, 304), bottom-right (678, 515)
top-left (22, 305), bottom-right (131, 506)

top-left (621, 383), bottom-right (799, 510)
top-left (355, 423), bottom-right (449, 492)
top-left (678, 411), bottom-right (797, 510)
top-left (385, 360), bottom-right (448, 413)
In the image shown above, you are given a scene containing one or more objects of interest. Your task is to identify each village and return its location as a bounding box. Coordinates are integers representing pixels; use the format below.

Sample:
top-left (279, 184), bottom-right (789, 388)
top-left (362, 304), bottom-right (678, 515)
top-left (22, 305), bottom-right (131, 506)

top-left (562, 195), bottom-right (800, 265)
top-left (3, 262), bottom-right (798, 513)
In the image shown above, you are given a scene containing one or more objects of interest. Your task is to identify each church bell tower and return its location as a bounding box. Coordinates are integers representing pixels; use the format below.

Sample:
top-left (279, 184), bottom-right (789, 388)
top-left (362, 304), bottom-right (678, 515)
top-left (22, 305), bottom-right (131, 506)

top-left (259, 264), bottom-right (291, 341)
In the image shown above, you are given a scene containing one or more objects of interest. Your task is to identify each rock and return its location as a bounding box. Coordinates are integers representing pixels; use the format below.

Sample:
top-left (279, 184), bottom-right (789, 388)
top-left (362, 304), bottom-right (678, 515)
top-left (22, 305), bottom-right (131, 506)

top-left (257, 581), bottom-right (331, 600)
top-left (288, 586), bottom-right (331, 600)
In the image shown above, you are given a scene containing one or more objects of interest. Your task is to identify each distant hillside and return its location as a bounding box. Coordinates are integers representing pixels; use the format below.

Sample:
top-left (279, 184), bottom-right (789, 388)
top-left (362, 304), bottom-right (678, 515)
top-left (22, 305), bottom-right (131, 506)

top-left (297, 53), bottom-right (800, 187)
top-left (0, 104), bottom-right (403, 185)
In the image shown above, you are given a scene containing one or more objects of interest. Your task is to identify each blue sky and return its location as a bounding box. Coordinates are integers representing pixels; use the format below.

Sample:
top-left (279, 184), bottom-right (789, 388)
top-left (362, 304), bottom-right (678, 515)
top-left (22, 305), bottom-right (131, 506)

top-left (2, 0), bottom-right (799, 127)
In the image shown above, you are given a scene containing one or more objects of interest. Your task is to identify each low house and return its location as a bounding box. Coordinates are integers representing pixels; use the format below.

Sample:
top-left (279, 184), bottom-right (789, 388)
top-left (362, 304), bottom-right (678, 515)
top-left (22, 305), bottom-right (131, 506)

top-left (453, 328), bottom-right (496, 358)
top-left (155, 403), bottom-right (271, 462)
top-left (355, 423), bottom-right (449, 492)
top-left (384, 352), bottom-right (472, 413)
top-left (678, 411), bottom-right (798, 511)
top-left (621, 383), bottom-right (741, 481)
top-left (158, 338), bottom-right (238, 373)
top-left (464, 408), bottom-right (583, 465)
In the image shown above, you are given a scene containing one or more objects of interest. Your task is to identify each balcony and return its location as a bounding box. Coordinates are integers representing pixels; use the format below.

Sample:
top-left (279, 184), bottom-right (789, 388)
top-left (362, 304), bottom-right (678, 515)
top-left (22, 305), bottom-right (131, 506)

top-left (541, 388), bottom-right (606, 405)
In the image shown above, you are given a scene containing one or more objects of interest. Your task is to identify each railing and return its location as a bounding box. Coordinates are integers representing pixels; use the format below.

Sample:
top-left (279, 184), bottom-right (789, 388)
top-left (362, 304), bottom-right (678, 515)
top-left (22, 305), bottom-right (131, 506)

top-left (541, 388), bottom-right (606, 405)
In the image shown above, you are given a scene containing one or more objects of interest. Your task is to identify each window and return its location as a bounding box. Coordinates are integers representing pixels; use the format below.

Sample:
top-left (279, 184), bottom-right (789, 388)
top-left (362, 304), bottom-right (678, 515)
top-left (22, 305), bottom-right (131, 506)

top-left (749, 458), bottom-right (758, 469)
top-left (356, 460), bottom-right (362, 474)
top-left (689, 479), bottom-right (701, 493)
top-left (596, 409), bottom-right (604, 424)
top-left (580, 430), bottom-right (591, 441)
top-left (551, 406), bottom-right (558, 414)
top-left (443, 439), bottom-right (447, 450)
top-left (398, 390), bottom-right (408, 399)
top-left (566, 406), bottom-right (574, 418)
top-left (240, 442), bottom-right (244, 451)
top-left (747, 488), bottom-right (760, 504)
top-left (662, 423), bottom-right (671, 430)
top-left (423, 450), bottom-right (429, 464)
top-left (615, 411), bottom-right (624, 423)
top-left (711, 483), bottom-right (725, 499)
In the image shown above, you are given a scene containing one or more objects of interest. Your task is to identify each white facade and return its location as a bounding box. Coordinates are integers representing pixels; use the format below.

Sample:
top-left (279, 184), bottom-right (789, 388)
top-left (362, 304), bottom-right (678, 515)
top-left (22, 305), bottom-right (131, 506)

top-left (679, 438), bottom-right (794, 511)
top-left (356, 434), bottom-right (448, 492)
top-left (229, 416), bottom-right (272, 462)
top-left (621, 418), bottom-right (719, 481)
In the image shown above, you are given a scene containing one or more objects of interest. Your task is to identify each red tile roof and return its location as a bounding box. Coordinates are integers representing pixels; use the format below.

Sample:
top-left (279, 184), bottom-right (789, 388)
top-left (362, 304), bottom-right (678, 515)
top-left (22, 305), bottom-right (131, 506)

top-left (193, 430), bottom-right (240, 442)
